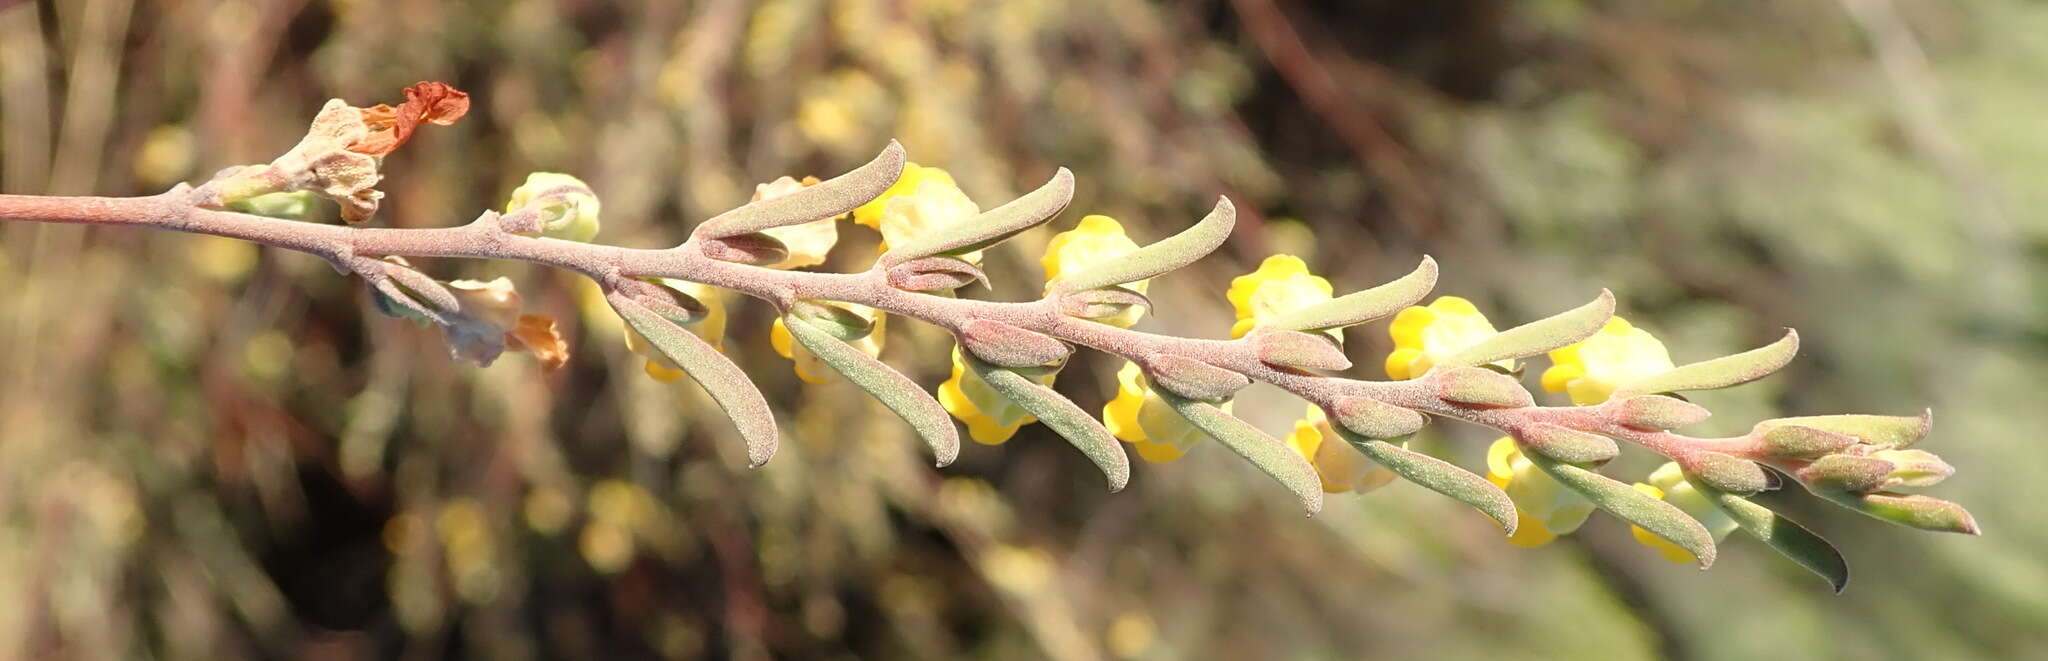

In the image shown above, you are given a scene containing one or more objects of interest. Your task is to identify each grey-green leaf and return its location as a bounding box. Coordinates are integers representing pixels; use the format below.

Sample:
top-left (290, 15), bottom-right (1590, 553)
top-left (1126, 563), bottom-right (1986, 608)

top-left (1442, 290), bottom-right (1614, 368)
top-left (961, 353), bottom-right (1129, 491)
top-left (884, 168), bottom-right (1073, 264)
top-left (1267, 256), bottom-right (1439, 332)
top-left (1704, 486), bottom-right (1850, 593)
top-left (1055, 198), bottom-right (1235, 292)
top-left (1335, 427), bottom-right (1517, 535)
top-left (694, 141), bottom-right (905, 238)
top-left (611, 294), bottom-right (780, 468)
top-left (1757, 410), bottom-right (1931, 450)
top-left (1526, 452), bottom-right (1718, 568)
top-left (1155, 389), bottom-right (1323, 516)
top-left (1613, 329), bottom-right (1800, 398)
top-left (783, 314), bottom-right (961, 467)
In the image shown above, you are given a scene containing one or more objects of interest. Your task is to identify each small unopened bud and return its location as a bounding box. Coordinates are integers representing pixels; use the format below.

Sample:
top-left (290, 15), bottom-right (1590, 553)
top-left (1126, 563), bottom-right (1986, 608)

top-left (1330, 397), bottom-right (1425, 440)
top-left (958, 320), bottom-right (1071, 368)
top-left (1757, 424), bottom-right (1858, 459)
top-left (1436, 367), bottom-right (1533, 408)
top-left (701, 232), bottom-right (790, 266)
top-left (1841, 492), bottom-right (1979, 535)
top-left (1796, 454), bottom-right (1895, 493)
top-left (887, 256), bottom-right (988, 292)
top-left (1141, 354), bottom-right (1249, 402)
top-left (1871, 449), bottom-right (1953, 490)
top-left (1518, 423), bottom-right (1617, 465)
top-left (1681, 452), bottom-right (1771, 495)
top-left (1611, 395), bottom-right (1710, 430)
top-left (1057, 287), bottom-right (1151, 321)
top-left (789, 300), bottom-right (873, 342)
top-left (505, 172), bottom-right (601, 242)
top-left (1252, 330), bottom-right (1352, 371)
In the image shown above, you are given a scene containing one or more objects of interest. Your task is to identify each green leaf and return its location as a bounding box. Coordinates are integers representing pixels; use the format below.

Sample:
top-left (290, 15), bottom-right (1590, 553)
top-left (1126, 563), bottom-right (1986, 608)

top-left (1796, 455), bottom-right (1894, 493)
top-left (1755, 424), bottom-right (1859, 459)
top-left (1334, 427), bottom-right (1518, 535)
top-left (884, 168), bottom-right (1073, 263)
top-left (1267, 256), bottom-right (1438, 332)
top-left (1055, 198), bottom-right (1235, 292)
top-left (1517, 424), bottom-right (1618, 465)
top-left (694, 141), bottom-right (905, 238)
top-left (1820, 491), bottom-right (1979, 535)
top-left (1443, 290), bottom-right (1613, 368)
top-left (1703, 487), bottom-right (1850, 593)
top-left (1525, 452), bottom-right (1718, 568)
top-left (1155, 389), bottom-right (1323, 516)
top-left (1612, 329), bottom-right (1800, 398)
top-left (783, 314), bottom-right (961, 467)
top-left (1756, 410), bottom-right (1931, 450)
top-left (611, 294), bottom-right (780, 468)
top-left (961, 353), bottom-right (1129, 492)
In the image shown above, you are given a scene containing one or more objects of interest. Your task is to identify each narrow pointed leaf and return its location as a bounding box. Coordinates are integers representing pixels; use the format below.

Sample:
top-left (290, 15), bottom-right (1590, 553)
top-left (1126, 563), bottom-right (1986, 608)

top-left (695, 141), bottom-right (905, 238)
top-left (884, 168), bottom-right (1073, 263)
top-left (1268, 256), bottom-right (1439, 332)
top-left (1334, 427), bottom-right (1517, 534)
top-left (1702, 486), bottom-right (1850, 593)
top-left (783, 315), bottom-right (960, 467)
top-left (1155, 389), bottom-right (1323, 516)
top-left (1821, 491), bottom-right (1979, 535)
top-left (1443, 290), bottom-right (1614, 368)
top-left (1525, 452), bottom-right (1718, 568)
top-left (1757, 410), bottom-right (1931, 450)
top-left (611, 294), bottom-right (779, 467)
top-left (961, 353), bottom-right (1129, 491)
top-left (1613, 330), bottom-right (1800, 398)
top-left (1055, 198), bottom-right (1235, 292)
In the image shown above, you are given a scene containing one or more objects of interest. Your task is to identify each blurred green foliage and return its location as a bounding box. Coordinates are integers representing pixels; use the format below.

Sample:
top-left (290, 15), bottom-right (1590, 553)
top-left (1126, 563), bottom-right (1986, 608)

top-left (0, 0), bottom-right (2043, 659)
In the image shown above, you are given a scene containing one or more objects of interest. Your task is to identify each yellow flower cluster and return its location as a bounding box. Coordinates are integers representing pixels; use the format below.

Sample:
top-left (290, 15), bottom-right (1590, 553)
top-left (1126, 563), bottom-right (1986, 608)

top-left (852, 162), bottom-right (981, 261)
top-left (1041, 215), bottom-right (1149, 327)
top-left (1283, 406), bottom-right (1398, 494)
top-left (1102, 361), bottom-right (1219, 463)
top-left (1385, 296), bottom-right (1513, 379)
top-left (769, 305), bottom-right (887, 384)
top-left (1630, 462), bottom-right (1739, 563)
top-left (1485, 437), bottom-right (1596, 547)
top-left (1226, 255), bottom-right (1333, 339)
top-left (935, 349), bottom-right (1057, 445)
top-left (1541, 317), bottom-right (1675, 405)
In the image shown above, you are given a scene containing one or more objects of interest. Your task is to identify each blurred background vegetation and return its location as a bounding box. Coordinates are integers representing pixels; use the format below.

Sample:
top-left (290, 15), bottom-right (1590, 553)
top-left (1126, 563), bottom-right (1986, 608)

top-left (1, 0), bottom-right (2044, 658)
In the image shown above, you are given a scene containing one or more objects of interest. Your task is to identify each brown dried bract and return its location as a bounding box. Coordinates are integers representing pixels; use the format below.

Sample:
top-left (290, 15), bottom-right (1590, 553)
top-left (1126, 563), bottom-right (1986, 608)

top-left (348, 81), bottom-right (472, 156)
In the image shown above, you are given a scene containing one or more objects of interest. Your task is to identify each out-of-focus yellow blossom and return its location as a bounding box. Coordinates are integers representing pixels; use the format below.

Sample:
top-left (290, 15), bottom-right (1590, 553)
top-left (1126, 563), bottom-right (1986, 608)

top-left (770, 304), bottom-right (886, 384)
top-left (1542, 317), bottom-right (1675, 405)
top-left (1629, 462), bottom-right (1739, 564)
top-left (852, 161), bottom-right (957, 230)
top-left (1284, 405), bottom-right (1397, 494)
top-left (754, 175), bottom-right (840, 269)
top-left (625, 280), bottom-right (729, 383)
top-left (1102, 362), bottom-right (1222, 463)
top-left (936, 348), bottom-right (1057, 445)
top-left (868, 173), bottom-right (981, 263)
top-left (1227, 255), bottom-right (1335, 339)
top-left (1041, 214), bottom-right (1149, 327)
top-left (1486, 437), bottom-right (1596, 547)
top-left (1385, 296), bottom-right (1512, 379)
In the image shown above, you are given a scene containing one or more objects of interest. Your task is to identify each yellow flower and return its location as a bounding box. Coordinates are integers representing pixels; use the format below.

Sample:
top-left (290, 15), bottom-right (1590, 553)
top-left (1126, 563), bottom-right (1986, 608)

top-left (1629, 462), bottom-right (1739, 564)
top-left (1541, 317), bottom-right (1675, 405)
top-left (1042, 215), bottom-right (1149, 327)
top-left (1486, 437), bottom-right (1596, 547)
top-left (852, 162), bottom-right (980, 261)
top-left (1102, 362), bottom-right (1221, 463)
top-left (754, 175), bottom-right (840, 269)
top-left (1284, 406), bottom-right (1396, 494)
top-left (1227, 255), bottom-right (1335, 339)
top-left (624, 280), bottom-right (729, 383)
top-left (770, 304), bottom-right (886, 384)
top-left (936, 348), bottom-right (1057, 445)
top-left (1385, 296), bottom-right (1512, 379)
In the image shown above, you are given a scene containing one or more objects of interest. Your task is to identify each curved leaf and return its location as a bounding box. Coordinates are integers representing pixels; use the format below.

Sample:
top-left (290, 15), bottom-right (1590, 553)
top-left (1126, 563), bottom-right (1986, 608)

top-left (960, 353), bottom-right (1129, 492)
top-left (1443, 290), bottom-right (1614, 368)
top-left (783, 314), bottom-right (961, 467)
top-left (1525, 452), bottom-right (1718, 568)
top-left (1613, 329), bottom-right (1800, 398)
top-left (1757, 410), bottom-right (1931, 450)
top-left (1703, 486), bottom-right (1850, 593)
top-left (1267, 256), bottom-right (1439, 332)
top-left (1155, 389), bottom-right (1323, 516)
top-left (1334, 427), bottom-right (1517, 534)
top-left (884, 168), bottom-right (1073, 263)
top-left (1055, 198), bottom-right (1235, 292)
top-left (694, 141), bottom-right (905, 238)
top-left (611, 294), bottom-right (780, 468)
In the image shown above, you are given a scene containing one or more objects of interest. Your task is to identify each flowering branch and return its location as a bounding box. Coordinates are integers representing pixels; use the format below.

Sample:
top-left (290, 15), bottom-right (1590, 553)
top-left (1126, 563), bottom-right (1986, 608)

top-left (0, 83), bottom-right (1974, 592)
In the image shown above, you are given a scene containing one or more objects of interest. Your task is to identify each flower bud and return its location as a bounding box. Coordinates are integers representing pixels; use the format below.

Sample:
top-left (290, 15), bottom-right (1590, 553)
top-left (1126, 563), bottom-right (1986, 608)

top-left (1796, 454), bottom-right (1894, 493)
top-left (1330, 397), bottom-right (1425, 440)
top-left (1518, 423), bottom-right (1617, 465)
top-left (1436, 367), bottom-right (1533, 408)
top-left (505, 172), bottom-right (601, 241)
top-left (958, 320), bottom-right (1071, 368)
top-left (1141, 354), bottom-right (1249, 402)
top-left (1611, 395), bottom-right (1710, 430)
top-left (700, 232), bottom-right (790, 266)
top-left (1252, 330), bottom-right (1352, 371)
top-left (1871, 449), bottom-right (1953, 490)
top-left (1680, 452), bottom-right (1770, 495)
top-left (789, 300), bottom-right (873, 342)
top-left (1757, 423), bottom-right (1858, 459)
